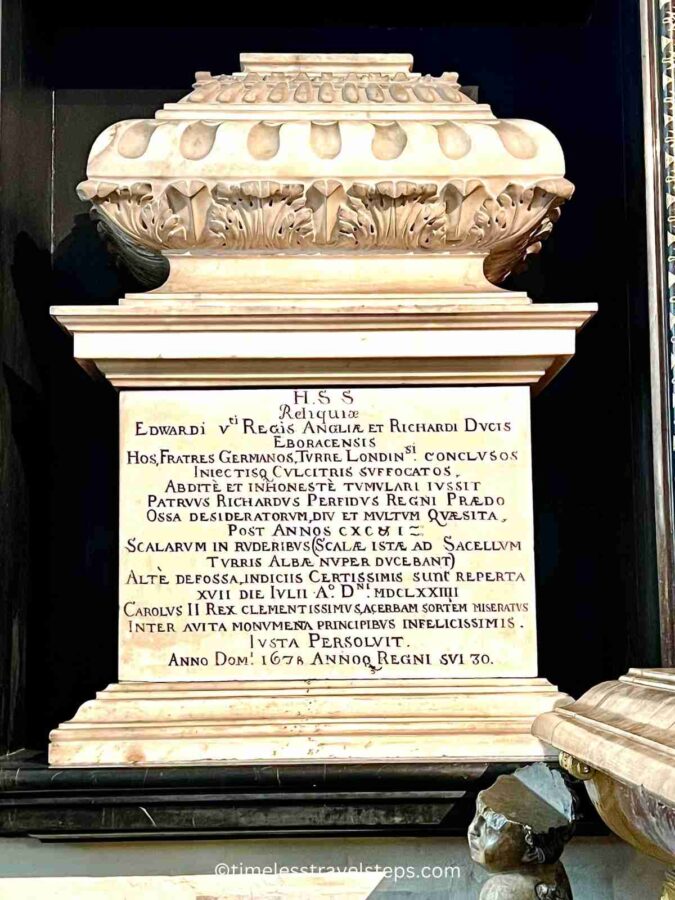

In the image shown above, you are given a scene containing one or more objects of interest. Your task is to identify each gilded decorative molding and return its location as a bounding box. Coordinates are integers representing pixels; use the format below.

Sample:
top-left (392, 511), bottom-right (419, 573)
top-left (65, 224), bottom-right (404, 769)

top-left (661, 0), bottom-right (675, 414)
top-left (644, 0), bottom-right (675, 667)
top-left (660, 0), bottom-right (675, 558)
top-left (558, 752), bottom-right (595, 782)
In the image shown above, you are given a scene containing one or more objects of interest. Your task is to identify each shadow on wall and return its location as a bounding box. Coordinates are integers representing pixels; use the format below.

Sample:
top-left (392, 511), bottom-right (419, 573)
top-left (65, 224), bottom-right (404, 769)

top-left (9, 230), bottom-right (118, 748)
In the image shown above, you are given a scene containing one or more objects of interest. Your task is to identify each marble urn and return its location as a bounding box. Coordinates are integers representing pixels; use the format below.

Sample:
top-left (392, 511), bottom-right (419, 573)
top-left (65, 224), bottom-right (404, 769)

top-left (77, 52), bottom-right (573, 303)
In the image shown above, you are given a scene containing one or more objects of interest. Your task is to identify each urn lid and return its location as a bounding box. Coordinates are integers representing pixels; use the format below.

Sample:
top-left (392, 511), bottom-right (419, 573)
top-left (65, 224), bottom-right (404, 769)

top-left (83, 53), bottom-right (565, 183)
top-left (78, 53), bottom-right (573, 295)
top-left (534, 669), bottom-right (675, 813)
top-left (163, 53), bottom-right (490, 120)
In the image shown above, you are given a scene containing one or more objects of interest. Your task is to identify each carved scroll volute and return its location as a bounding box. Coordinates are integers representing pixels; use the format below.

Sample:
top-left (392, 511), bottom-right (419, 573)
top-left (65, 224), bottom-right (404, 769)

top-left (478, 180), bottom-right (574, 283)
top-left (443, 178), bottom-right (575, 282)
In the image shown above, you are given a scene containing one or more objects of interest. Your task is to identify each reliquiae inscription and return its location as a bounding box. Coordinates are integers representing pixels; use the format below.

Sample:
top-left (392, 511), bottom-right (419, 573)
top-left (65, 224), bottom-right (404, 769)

top-left (119, 387), bottom-right (536, 681)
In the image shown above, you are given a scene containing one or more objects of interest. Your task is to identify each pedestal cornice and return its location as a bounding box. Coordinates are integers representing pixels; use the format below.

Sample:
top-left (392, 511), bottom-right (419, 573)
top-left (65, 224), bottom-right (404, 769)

top-left (50, 301), bottom-right (596, 391)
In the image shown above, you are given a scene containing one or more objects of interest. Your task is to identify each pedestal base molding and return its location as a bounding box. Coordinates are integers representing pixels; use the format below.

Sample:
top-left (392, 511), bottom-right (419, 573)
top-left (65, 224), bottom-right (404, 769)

top-left (49, 678), bottom-right (569, 767)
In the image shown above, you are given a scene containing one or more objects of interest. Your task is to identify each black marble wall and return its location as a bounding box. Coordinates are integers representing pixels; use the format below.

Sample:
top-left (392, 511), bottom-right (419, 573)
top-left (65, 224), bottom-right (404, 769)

top-left (0, 0), bottom-right (659, 751)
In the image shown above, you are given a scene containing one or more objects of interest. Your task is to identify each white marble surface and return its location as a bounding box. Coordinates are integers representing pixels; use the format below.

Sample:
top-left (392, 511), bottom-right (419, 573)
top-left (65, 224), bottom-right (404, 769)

top-left (77, 53), bottom-right (575, 298)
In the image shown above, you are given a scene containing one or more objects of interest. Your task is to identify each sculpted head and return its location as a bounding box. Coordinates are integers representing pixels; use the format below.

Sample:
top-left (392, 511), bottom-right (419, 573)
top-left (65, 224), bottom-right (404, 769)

top-left (468, 764), bottom-right (575, 874)
top-left (468, 800), bottom-right (530, 871)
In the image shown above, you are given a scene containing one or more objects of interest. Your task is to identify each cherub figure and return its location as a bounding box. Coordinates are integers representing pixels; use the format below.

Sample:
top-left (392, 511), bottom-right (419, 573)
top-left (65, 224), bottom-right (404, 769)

top-left (468, 763), bottom-right (575, 900)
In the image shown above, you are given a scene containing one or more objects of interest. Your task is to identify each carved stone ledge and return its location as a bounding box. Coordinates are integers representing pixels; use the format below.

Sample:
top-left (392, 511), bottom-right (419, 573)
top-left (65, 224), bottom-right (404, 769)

top-left (49, 679), bottom-right (569, 767)
top-left (49, 300), bottom-right (595, 390)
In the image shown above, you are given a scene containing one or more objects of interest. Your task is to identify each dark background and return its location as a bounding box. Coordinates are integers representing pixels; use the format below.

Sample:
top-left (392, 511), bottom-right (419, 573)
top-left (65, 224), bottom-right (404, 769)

top-left (0, 0), bottom-right (658, 754)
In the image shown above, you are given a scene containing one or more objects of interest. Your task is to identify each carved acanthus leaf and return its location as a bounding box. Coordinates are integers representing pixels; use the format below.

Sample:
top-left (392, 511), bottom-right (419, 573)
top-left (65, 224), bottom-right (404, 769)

top-left (206, 181), bottom-right (314, 249)
top-left (80, 176), bottom-right (573, 285)
top-left (335, 181), bottom-right (448, 250)
top-left (93, 182), bottom-right (192, 251)
top-left (445, 178), bottom-right (574, 282)
top-left (92, 208), bottom-right (168, 287)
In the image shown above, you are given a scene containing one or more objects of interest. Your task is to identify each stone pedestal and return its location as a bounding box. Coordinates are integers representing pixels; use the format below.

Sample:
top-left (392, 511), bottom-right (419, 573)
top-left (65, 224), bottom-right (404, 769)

top-left (48, 53), bottom-right (595, 767)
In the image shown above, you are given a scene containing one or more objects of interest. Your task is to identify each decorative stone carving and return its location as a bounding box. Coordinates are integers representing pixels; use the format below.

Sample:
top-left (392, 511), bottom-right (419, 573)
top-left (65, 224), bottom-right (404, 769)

top-left (206, 182), bottom-right (314, 249)
top-left (466, 181), bottom-right (573, 284)
top-left (77, 53), bottom-right (574, 298)
top-left (182, 57), bottom-right (470, 107)
top-left (469, 763), bottom-right (576, 899)
top-left (92, 207), bottom-right (169, 286)
top-left (80, 176), bottom-right (571, 289)
top-left (558, 753), bottom-right (594, 782)
top-left (335, 182), bottom-right (448, 250)
top-left (533, 668), bottom-right (675, 900)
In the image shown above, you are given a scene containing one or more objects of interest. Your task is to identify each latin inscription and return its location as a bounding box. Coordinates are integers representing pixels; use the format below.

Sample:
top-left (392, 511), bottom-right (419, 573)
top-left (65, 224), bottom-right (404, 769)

top-left (119, 387), bottom-right (536, 680)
